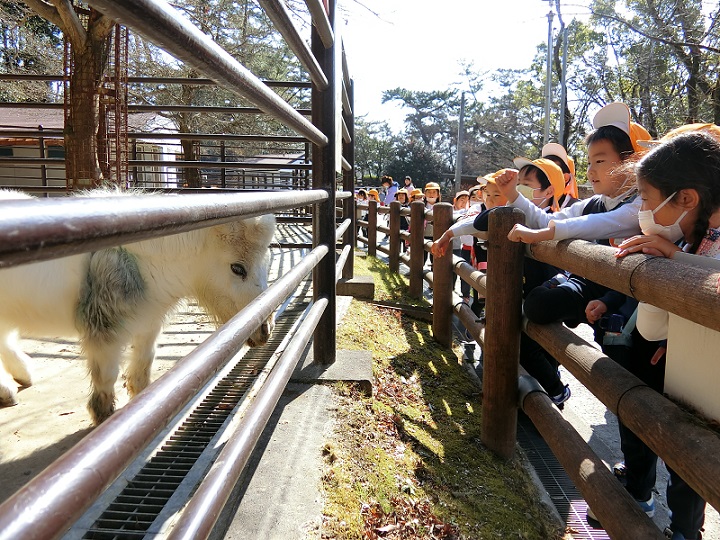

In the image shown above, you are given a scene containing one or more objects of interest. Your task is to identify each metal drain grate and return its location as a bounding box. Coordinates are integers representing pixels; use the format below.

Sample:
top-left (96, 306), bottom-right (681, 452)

top-left (517, 414), bottom-right (610, 540)
top-left (81, 303), bottom-right (308, 540)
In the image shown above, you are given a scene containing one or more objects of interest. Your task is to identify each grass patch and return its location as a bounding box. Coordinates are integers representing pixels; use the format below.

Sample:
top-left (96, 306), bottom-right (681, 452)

top-left (321, 253), bottom-right (565, 539)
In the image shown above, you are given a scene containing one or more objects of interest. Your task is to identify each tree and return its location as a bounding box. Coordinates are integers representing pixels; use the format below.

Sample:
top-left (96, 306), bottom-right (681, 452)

top-left (384, 138), bottom-right (445, 188)
top-left (0, 1), bottom-right (62, 101)
top-left (353, 118), bottom-right (396, 183)
top-left (21, 0), bottom-right (115, 188)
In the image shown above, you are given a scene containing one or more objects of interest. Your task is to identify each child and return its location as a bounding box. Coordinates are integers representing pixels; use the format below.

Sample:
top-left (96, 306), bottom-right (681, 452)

top-left (381, 175), bottom-right (398, 206)
top-left (396, 188), bottom-right (410, 251)
top-left (423, 182), bottom-right (442, 265)
top-left (541, 142), bottom-right (579, 209)
top-left (505, 102), bottom-right (650, 328)
top-left (609, 132), bottom-right (720, 540)
top-left (432, 162), bottom-right (572, 405)
top-left (452, 191), bottom-right (470, 295)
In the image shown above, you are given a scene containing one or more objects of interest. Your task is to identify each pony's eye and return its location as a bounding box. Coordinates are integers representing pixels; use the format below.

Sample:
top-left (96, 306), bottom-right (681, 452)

top-left (231, 263), bottom-right (247, 279)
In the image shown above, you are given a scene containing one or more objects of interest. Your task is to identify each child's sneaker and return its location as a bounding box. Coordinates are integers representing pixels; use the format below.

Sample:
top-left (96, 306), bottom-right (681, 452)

top-left (587, 493), bottom-right (654, 524)
top-left (550, 384), bottom-right (571, 410)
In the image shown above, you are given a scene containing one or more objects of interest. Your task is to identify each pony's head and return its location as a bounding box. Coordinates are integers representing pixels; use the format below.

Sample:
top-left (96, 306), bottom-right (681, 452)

top-left (194, 213), bottom-right (276, 346)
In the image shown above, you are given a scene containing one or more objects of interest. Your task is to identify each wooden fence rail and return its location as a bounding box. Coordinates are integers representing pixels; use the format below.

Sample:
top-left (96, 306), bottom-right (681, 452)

top-left (359, 199), bottom-right (719, 540)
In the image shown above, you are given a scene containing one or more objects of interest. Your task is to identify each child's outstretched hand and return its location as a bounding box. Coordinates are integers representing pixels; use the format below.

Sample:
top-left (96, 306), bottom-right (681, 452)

top-left (615, 234), bottom-right (682, 259)
top-left (494, 169), bottom-right (519, 203)
top-left (585, 300), bottom-right (607, 324)
top-left (431, 231), bottom-right (453, 257)
top-left (507, 224), bottom-right (555, 244)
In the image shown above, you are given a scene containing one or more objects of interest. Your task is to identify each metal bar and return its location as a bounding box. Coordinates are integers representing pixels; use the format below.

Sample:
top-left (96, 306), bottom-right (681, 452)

top-left (304, 0), bottom-right (334, 48)
top-left (257, 0), bottom-right (328, 90)
top-left (335, 218), bottom-right (351, 241)
top-left (342, 78), bottom-right (355, 280)
top-left (85, 0), bottom-right (327, 147)
top-left (124, 133), bottom-right (306, 142)
top-left (0, 74), bottom-right (312, 87)
top-left (0, 245), bottom-right (329, 540)
top-left (165, 297), bottom-right (328, 540)
top-left (0, 102), bottom-right (311, 115)
top-left (126, 160), bottom-right (312, 170)
top-left (341, 156), bottom-right (351, 171)
top-left (0, 190), bottom-right (327, 268)
top-left (336, 244), bottom-right (351, 282)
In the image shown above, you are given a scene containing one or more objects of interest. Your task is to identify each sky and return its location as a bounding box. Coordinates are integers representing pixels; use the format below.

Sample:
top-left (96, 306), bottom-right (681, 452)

top-left (337, 0), bottom-right (590, 131)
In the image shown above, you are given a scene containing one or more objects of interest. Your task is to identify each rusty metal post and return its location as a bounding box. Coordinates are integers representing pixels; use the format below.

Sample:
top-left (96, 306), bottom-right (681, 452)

top-left (389, 200), bottom-right (400, 273)
top-left (481, 207), bottom-right (525, 460)
top-left (311, 0), bottom-right (337, 365)
top-left (431, 203), bottom-right (453, 347)
top-left (409, 200), bottom-right (425, 298)
top-left (368, 198), bottom-right (377, 257)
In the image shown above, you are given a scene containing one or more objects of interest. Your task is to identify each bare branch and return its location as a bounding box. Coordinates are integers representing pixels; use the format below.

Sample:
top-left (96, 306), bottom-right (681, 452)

top-left (49, 0), bottom-right (88, 47)
top-left (591, 8), bottom-right (720, 55)
top-left (21, 0), bottom-right (63, 28)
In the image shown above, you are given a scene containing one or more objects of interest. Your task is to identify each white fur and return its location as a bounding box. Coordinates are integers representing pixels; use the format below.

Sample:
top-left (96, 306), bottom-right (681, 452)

top-left (0, 190), bottom-right (276, 423)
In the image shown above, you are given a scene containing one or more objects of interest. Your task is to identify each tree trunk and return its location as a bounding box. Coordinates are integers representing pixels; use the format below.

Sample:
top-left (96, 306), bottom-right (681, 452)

top-left (64, 19), bottom-right (110, 189)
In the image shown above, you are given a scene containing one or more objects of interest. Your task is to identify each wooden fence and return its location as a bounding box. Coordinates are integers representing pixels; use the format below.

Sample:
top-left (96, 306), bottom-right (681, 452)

top-left (359, 199), bottom-right (720, 540)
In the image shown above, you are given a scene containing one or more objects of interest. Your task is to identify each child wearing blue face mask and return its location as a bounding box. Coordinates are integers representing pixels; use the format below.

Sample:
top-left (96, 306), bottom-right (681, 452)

top-left (605, 132), bottom-right (720, 540)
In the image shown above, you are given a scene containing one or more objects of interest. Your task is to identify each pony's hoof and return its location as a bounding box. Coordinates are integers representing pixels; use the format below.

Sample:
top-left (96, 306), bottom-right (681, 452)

top-left (0, 392), bottom-right (19, 407)
top-left (14, 375), bottom-right (32, 388)
top-left (88, 392), bottom-right (116, 425)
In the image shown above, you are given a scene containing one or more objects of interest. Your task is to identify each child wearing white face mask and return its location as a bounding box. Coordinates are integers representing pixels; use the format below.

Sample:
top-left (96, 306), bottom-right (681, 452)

top-left (611, 132), bottom-right (720, 540)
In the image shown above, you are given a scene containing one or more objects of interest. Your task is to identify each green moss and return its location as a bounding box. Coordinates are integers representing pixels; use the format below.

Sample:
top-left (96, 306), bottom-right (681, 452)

top-left (322, 252), bottom-right (564, 539)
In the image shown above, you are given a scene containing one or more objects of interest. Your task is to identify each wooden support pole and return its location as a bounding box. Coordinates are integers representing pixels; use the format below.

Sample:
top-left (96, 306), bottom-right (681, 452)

top-left (389, 200), bottom-right (400, 273)
top-left (431, 203), bottom-right (453, 347)
top-left (409, 200), bottom-right (425, 299)
top-left (481, 207), bottom-right (525, 460)
top-left (368, 199), bottom-right (377, 257)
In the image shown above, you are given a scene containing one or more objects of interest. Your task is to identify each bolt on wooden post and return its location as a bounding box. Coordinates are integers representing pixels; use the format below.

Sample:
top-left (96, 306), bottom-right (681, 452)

top-left (481, 207), bottom-right (525, 460)
top-left (431, 203), bottom-right (453, 347)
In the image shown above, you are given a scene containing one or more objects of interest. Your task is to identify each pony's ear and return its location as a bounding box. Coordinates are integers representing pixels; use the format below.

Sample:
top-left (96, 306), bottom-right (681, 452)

top-left (216, 214), bottom-right (276, 246)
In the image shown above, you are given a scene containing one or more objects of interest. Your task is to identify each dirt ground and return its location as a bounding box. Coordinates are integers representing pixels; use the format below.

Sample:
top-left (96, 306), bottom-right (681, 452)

top-left (0, 304), bottom-right (214, 505)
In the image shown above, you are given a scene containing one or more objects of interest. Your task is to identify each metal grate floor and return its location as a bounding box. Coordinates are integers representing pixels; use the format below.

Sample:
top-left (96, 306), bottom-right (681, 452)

top-left (79, 301), bottom-right (309, 540)
top-left (517, 413), bottom-right (610, 540)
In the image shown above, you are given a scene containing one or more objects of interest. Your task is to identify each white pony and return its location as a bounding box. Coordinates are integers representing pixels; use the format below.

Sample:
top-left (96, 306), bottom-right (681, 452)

top-left (0, 190), bottom-right (276, 424)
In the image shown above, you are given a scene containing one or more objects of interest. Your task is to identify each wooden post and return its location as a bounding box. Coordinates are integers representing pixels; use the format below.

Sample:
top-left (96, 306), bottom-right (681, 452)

top-left (431, 203), bottom-right (453, 347)
top-left (481, 207), bottom-right (525, 460)
top-left (389, 200), bottom-right (400, 273)
top-left (409, 200), bottom-right (425, 298)
top-left (368, 198), bottom-right (377, 257)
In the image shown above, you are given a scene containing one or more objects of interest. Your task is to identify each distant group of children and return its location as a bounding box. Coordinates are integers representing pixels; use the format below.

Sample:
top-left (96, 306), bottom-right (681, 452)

top-left (360, 102), bottom-right (719, 540)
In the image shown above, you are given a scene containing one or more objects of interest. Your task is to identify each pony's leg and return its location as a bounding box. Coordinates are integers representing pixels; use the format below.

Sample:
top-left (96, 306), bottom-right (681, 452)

top-left (0, 329), bottom-right (32, 387)
top-left (0, 364), bottom-right (18, 406)
top-left (84, 338), bottom-right (125, 424)
top-left (126, 324), bottom-right (162, 398)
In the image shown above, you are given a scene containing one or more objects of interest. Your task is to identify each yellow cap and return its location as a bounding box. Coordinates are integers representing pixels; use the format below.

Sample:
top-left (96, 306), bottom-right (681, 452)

top-left (512, 157), bottom-right (565, 210)
top-left (424, 182), bottom-right (441, 191)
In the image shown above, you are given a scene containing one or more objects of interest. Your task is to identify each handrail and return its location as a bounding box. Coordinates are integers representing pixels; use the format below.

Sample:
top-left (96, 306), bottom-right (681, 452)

top-left (257, 0), bottom-right (329, 90)
top-left (85, 0), bottom-right (328, 147)
top-left (165, 297), bottom-right (329, 540)
top-left (0, 190), bottom-right (327, 268)
top-left (0, 244), bottom-right (330, 540)
top-left (304, 0), bottom-right (334, 48)
top-left (529, 239), bottom-right (720, 332)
